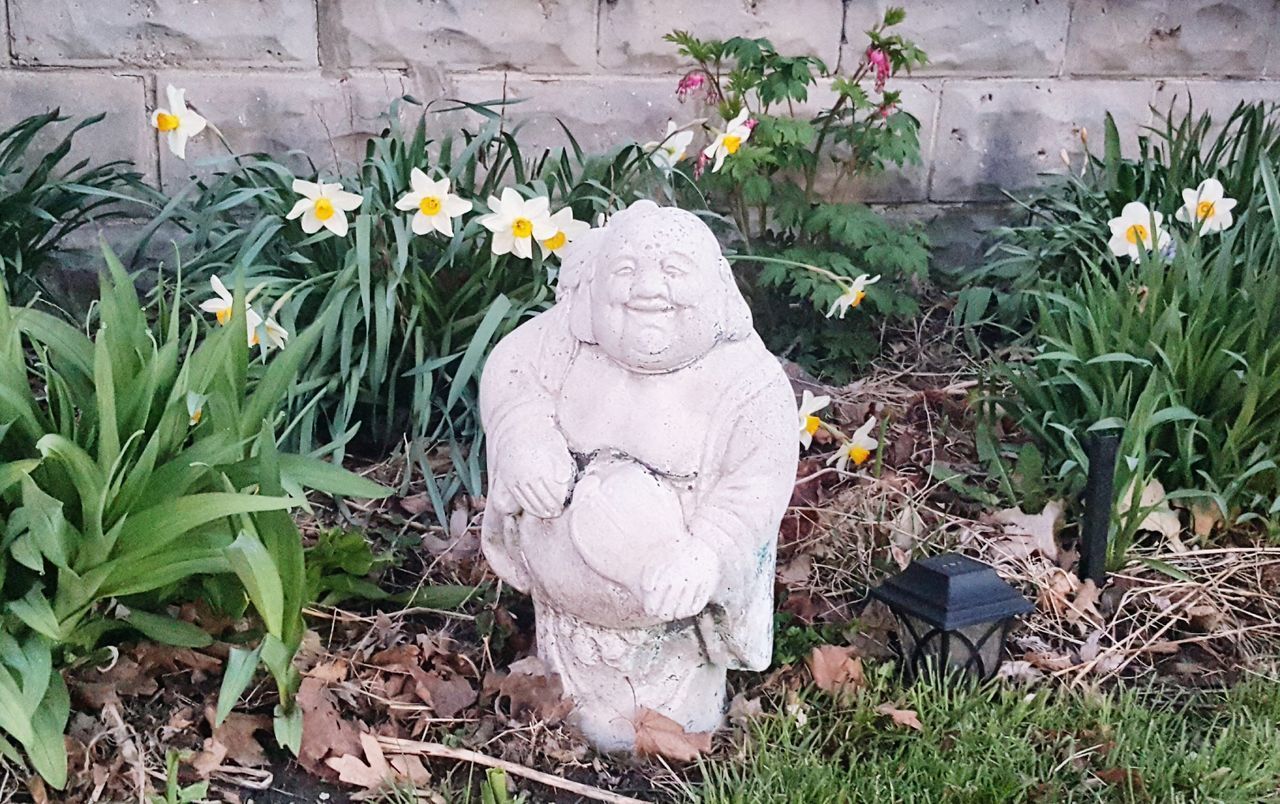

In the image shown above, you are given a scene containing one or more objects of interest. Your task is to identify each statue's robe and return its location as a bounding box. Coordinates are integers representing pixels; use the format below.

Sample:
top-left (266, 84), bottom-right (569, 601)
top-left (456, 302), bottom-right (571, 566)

top-left (479, 301), bottom-right (796, 674)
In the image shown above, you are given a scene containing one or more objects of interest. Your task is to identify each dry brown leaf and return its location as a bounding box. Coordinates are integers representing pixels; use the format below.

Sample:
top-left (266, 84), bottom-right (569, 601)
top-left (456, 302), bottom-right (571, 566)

top-left (399, 492), bottom-right (432, 516)
top-left (483, 657), bottom-right (574, 724)
top-left (632, 707), bottom-right (713, 762)
top-left (806, 645), bottom-right (864, 697)
top-left (1187, 603), bottom-right (1224, 633)
top-left (326, 732), bottom-right (393, 790)
top-left (1070, 579), bottom-right (1104, 626)
top-left (874, 703), bottom-right (923, 731)
top-left (987, 500), bottom-right (1064, 563)
top-left (727, 693), bottom-right (764, 727)
top-left (307, 659), bottom-right (349, 683)
top-left (416, 671), bottom-right (476, 719)
top-left (1095, 767), bottom-right (1145, 791)
top-left (1118, 479), bottom-right (1183, 546)
top-left (776, 553), bottom-right (812, 586)
top-left (1190, 499), bottom-right (1225, 538)
top-left (298, 677), bottom-right (364, 776)
top-left (201, 709), bottom-right (270, 770)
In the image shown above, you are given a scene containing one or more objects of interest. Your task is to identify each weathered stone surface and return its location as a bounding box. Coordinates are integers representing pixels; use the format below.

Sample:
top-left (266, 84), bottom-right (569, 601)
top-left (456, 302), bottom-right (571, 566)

top-left (448, 73), bottom-right (681, 155)
top-left (876, 202), bottom-right (1015, 273)
top-left (1151, 80), bottom-right (1280, 129)
top-left (1065, 0), bottom-right (1276, 78)
top-left (154, 70), bottom-right (444, 187)
top-left (0, 70), bottom-right (153, 179)
top-left (842, 1), bottom-right (1070, 77)
top-left (930, 79), bottom-right (1156, 202)
top-left (480, 201), bottom-right (796, 752)
top-left (9, 0), bottom-right (317, 67)
top-left (598, 0), bottom-right (844, 73)
top-left (318, 0), bottom-right (597, 73)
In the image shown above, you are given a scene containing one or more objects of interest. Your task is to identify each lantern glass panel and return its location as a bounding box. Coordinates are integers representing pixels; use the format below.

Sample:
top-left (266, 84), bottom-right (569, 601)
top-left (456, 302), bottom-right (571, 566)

top-left (897, 615), bottom-right (1007, 679)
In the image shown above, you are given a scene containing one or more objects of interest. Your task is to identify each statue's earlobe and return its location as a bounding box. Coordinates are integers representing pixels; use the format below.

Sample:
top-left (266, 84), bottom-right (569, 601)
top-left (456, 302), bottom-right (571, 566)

top-left (719, 257), bottom-right (754, 340)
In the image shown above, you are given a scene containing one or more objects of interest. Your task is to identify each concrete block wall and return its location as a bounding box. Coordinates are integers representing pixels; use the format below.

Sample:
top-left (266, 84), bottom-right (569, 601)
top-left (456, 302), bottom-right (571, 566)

top-left (4, 0), bottom-right (1280, 268)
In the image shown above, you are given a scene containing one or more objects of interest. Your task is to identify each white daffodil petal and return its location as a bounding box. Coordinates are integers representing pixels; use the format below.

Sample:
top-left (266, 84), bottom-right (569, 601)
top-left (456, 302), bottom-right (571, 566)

top-left (434, 215), bottom-right (455, 237)
top-left (443, 195), bottom-right (472, 217)
top-left (285, 198), bottom-right (312, 220)
top-left (411, 212), bottom-right (432, 236)
top-left (324, 211), bottom-right (350, 237)
top-left (512, 235), bottom-right (533, 260)
top-left (330, 191), bottom-right (364, 212)
top-left (300, 209), bottom-right (323, 234)
top-left (394, 193), bottom-right (421, 211)
top-left (292, 179), bottom-right (321, 198)
top-left (491, 228), bottom-right (515, 256)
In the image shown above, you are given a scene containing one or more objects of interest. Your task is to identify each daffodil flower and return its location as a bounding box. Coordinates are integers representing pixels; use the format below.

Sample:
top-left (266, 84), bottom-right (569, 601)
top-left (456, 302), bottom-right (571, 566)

top-left (198, 275), bottom-right (236, 325)
top-left (245, 307), bottom-right (265, 347)
top-left (703, 109), bottom-right (754, 173)
top-left (395, 167), bottom-right (472, 237)
top-left (828, 417), bottom-right (878, 473)
top-left (286, 179), bottom-right (363, 237)
top-left (151, 84), bottom-right (207, 160)
top-left (827, 274), bottom-right (881, 319)
top-left (256, 316), bottom-right (289, 352)
top-left (186, 392), bottom-right (207, 426)
top-left (540, 208), bottom-right (591, 257)
top-left (798, 389), bottom-right (831, 449)
top-left (1107, 201), bottom-right (1170, 261)
top-left (644, 120), bottom-right (695, 172)
top-left (478, 188), bottom-right (555, 259)
top-left (1175, 178), bottom-right (1236, 234)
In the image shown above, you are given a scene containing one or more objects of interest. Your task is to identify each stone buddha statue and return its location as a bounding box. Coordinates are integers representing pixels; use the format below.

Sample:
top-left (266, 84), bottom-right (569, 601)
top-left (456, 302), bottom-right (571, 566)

top-left (479, 200), bottom-right (797, 751)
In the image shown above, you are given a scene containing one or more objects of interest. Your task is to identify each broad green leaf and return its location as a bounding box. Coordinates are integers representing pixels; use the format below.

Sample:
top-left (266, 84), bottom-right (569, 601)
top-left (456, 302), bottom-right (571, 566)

top-left (9, 587), bottom-right (63, 642)
top-left (225, 531), bottom-right (284, 636)
top-left (123, 609), bottom-right (214, 648)
top-left (215, 645), bottom-right (261, 726)
top-left (113, 493), bottom-right (298, 559)
top-left (25, 674), bottom-right (69, 789)
top-left (278, 454), bottom-right (392, 499)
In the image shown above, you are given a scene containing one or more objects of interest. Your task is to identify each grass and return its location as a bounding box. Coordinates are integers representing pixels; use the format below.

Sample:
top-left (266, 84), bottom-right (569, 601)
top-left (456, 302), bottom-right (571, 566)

top-left (701, 663), bottom-right (1280, 803)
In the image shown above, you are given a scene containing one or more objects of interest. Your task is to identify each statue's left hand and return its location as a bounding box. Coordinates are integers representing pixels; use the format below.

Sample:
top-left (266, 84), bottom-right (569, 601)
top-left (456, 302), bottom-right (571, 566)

top-left (640, 537), bottom-right (721, 621)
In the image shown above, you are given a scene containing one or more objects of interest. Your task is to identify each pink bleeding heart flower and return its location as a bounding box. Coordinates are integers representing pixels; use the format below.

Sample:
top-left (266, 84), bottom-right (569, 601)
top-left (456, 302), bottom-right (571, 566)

top-left (676, 72), bottom-right (707, 102)
top-left (866, 46), bottom-right (891, 92)
top-left (693, 150), bottom-right (710, 179)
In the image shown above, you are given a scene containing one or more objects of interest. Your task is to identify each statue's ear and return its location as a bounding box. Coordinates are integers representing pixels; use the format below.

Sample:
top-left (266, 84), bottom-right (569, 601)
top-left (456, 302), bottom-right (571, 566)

top-left (558, 228), bottom-right (605, 343)
top-left (719, 257), bottom-right (755, 340)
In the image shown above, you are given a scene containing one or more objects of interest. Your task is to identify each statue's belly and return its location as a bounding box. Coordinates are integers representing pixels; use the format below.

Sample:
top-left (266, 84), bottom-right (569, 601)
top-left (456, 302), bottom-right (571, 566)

top-left (556, 358), bottom-right (715, 476)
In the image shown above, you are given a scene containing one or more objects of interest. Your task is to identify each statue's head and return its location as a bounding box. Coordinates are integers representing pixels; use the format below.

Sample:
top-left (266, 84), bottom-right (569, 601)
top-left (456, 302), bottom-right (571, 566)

top-left (558, 201), bottom-right (753, 372)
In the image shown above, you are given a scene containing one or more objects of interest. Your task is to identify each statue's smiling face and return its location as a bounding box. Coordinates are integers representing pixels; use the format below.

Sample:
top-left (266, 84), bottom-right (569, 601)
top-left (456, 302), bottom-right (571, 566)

top-left (591, 212), bottom-right (723, 372)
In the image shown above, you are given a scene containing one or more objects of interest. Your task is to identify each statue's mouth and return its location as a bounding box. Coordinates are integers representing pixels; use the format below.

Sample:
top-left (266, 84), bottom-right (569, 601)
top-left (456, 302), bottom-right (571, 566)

top-left (624, 301), bottom-right (675, 314)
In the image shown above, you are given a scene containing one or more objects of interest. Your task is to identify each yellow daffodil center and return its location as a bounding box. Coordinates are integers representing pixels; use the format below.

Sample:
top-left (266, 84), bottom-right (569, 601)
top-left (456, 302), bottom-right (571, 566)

top-left (542, 231), bottom-right (567, 252)
top-left (313, 197), bottom-right (335, 221)
top-left (419, 196), bottom-right (442, 216)
top-left (215, 307), bottom-right (232, 326)
top-left (723, 135), bottom-right (742, 154)
top-left (850, 446), bottom-right (871, 465)
top-left (663, 145), bottom-right (679, 158)
top-left (189, 408), bottom-right (203, 425)
top-left (852, 290), bottom-right (866, 307)
top-left (249, 330), bottom-right (260, 347)
top-left (155, 112), bottom-right (180, 132)
top-left (804, 415), bottom-right (821, 436)
top-left (1197, 200), bottom-right (1216, 220)
top-left (512, 217), bottom-right (533, 238)
top-left (1124, 223), bottom-right (1148, 245)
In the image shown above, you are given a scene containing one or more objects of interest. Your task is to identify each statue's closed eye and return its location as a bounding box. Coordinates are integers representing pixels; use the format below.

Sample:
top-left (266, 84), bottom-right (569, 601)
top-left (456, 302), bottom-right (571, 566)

top-left (614, 264), bottom-right (635, 276)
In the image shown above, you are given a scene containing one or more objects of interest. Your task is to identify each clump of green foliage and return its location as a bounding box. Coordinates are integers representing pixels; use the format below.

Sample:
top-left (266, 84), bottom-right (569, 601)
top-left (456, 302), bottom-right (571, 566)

top-left (0, 111), bottom-right (142, 307)
top-left (956, 102), bottom-right (1280, 340)
top-left (979, 103), bottom-right (1280, 558)
top-left (0, 250), bottom-right (388, 788)
top-left (666, 7), bottom-right (929, 381)
top-left (134, 100), bottom-right (662, 520)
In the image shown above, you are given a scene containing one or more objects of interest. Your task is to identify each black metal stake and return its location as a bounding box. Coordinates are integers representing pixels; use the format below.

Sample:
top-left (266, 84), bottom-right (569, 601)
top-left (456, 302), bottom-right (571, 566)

top-left (1078, 432), bottom-right (1120, 586)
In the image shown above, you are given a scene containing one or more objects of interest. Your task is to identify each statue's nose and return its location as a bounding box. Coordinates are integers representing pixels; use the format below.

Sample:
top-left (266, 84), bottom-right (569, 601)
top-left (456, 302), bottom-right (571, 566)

top-left (631, 267), bottom-right (668, 299)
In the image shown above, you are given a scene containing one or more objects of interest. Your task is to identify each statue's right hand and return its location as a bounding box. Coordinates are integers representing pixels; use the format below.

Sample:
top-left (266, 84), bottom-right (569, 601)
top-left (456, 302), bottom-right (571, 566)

top-left (505, 437), bottom-right (575, 519)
